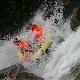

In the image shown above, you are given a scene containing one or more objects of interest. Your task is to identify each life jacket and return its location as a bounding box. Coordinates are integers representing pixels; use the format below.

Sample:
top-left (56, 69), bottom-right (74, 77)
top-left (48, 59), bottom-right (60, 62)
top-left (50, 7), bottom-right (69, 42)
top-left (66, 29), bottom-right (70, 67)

top-left (18, 39), bottom-right (31, 50)
top-left (18, 39), bottom-right (24, 50)
top-left (31, 24), bottom-right (44, 41)
top-left (32, 24), bottom-right (44, 32)
top-left (35, 33), bottom-right (43, 41)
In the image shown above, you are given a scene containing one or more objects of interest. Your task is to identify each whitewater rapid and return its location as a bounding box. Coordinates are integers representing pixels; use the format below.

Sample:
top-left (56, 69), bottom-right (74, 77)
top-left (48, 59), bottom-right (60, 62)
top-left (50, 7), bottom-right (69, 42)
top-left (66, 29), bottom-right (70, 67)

top-left (0, 0), bottom-right (80, 80)
top-left (43, 27), bottom-right (80, 80)
top-left (0, 40), bottom-right (19, 70)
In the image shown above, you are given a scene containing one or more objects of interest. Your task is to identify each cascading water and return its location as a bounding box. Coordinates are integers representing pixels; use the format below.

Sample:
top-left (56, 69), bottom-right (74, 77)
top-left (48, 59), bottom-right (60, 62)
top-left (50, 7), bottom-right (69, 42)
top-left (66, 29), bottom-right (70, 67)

top-left (0, 40), bottom-right (20, 70)
top-left (43, 27), bottom-right (80, 80)
top-left (0, 0), bottom-right (80, 80)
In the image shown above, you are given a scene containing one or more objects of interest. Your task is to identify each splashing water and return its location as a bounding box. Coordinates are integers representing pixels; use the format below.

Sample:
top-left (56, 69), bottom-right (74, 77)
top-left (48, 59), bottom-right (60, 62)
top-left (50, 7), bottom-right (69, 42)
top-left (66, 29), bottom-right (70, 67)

top-left (0, 0), bottom-right (80, 80)
top-left (0, 40), bottom-right (19, 70)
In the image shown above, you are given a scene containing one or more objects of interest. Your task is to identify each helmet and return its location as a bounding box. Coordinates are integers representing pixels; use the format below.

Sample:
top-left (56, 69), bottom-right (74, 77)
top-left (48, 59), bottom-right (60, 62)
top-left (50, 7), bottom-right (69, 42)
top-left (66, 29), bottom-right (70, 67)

top-left (13, 38), bottom-right (18, 45)
top-left (31, 24), bottom-right (37, 32)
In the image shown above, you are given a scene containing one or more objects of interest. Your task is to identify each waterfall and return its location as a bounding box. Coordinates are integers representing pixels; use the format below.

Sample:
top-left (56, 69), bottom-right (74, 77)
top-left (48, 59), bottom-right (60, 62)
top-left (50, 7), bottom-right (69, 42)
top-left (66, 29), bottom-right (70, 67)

top-left (0, 0), bottom-right (80, 80)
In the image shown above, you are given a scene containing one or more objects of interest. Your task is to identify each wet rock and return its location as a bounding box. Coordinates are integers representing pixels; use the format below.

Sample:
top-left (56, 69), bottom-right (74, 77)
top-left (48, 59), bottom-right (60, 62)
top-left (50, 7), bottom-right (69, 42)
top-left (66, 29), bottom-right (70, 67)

top-left (61, 0), bottom-right (80, 19)
top-left (0, 63), bottom-right (44, 80)
top-left (0, 0), bottom-right (44, 38)
top-left (70, 7), bottom-right (80, 31)
top-left (0, 63), bottom-right (24, 79)
top-left (16, 72), bottom-right (44, 80)
top-left (70, 64), bottom-right (80, 79)
top-left (59, 63), bottom-right (80, 80)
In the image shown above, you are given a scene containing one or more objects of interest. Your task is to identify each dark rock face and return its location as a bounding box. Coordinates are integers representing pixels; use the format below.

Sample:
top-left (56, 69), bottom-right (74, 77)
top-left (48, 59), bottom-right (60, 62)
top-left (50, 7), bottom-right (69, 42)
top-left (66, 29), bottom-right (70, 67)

top-left (0, 63), bottom-right (44, 80)
top-left (61, 0), bottom-right (80, 19)
top-left (0, 63), bottom-right (24, 79)
top-left (70, 15), bottom-right (79, 31)
top-left (0, 0), bottom-right (80, 38)
top-left (60, 0), bottom-right (80, 31)
top-left (60, 63), bottom-right (80, 80)
top-left (70, 7), bottom-right (80, 31)
top-left (70, 64), bottom-right (80, 80)
top-left (0, 0), bottom-right (44, 37)
top-left (17, 72), bottom-right (44, 80)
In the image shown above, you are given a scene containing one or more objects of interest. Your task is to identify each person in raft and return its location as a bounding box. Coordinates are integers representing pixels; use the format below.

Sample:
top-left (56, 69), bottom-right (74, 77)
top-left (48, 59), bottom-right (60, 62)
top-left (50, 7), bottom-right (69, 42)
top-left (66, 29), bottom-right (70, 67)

top-left (13, 38), bottom-right (31, 53)
top-left (31, 24), bottom-right (46, 50)
top-left (13, 38), bottom-right (32, 62)
top-left (13, 24), bottom-right (45, 62)
top-left (31, 24), bottom-right (45, 42)
top-left (13, 24), bottom-right (45, 52)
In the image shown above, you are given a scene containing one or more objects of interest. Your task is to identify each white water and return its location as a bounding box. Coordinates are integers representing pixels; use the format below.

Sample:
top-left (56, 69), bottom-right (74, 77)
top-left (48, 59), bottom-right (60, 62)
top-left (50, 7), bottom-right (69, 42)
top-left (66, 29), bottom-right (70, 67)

top-left (43, 28), bottom-right (80, 80)
top-left (0, 40), bottom-right (19, 70)
top-left (0, 0), bottom-right (80, 80)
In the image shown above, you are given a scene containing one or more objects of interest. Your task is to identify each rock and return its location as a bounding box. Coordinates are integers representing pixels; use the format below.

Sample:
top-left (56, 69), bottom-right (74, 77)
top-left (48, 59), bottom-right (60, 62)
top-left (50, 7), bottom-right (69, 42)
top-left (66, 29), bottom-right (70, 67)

top-left (61, 0), bottom-right (80, 19)
top-left (0, 63), bottom-right (24, 79)
top-left (0, 63), bottom-right (44, 80)
top-left (16, 72), bottom-right (44, 80)
top-left (70, 7), bottom-right (80, 31)
top-left (60, 63), bottom-right (80, 80)
top-left (0, 0), bottom-right (44, 38)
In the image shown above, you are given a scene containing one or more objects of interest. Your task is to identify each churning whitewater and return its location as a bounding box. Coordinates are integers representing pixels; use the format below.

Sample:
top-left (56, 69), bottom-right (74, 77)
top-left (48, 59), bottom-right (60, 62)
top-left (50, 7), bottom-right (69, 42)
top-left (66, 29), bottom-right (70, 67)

top-left (0, 0), bottom-right (80, 80)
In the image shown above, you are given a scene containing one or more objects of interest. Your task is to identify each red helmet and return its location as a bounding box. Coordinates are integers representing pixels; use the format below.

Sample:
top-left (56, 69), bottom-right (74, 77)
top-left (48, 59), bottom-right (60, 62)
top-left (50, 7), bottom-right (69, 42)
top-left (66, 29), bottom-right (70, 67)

top-left (31, 24), bottom-right (37, 32)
